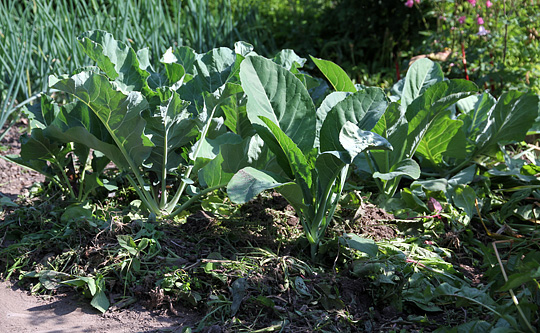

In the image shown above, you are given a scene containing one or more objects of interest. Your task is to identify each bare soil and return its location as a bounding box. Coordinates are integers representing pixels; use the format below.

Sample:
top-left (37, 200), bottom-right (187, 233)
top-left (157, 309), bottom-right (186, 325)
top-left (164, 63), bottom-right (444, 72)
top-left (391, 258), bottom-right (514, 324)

top-left (0, 122), bottom-right (44, 200)
top-left (0, 281), bottom-right (195, 333)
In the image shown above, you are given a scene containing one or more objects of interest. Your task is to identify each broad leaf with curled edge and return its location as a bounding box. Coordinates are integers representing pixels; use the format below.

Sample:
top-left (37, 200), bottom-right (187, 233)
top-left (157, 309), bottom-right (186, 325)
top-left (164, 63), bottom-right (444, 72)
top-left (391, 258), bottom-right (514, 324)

top-left (400, 58), bottom-right (444, 110)
top-left (474, 91), bottom-right (539, 157)
top-left (338, 121), bottom-right (392, 164)
top-left (178, 47), bottom-right (237, 113)
top-left (259, 116), bottom-right (313, 190)
top-left (227, 167), bottom-right (294, 204)
top-left (274, 49), bottom-right (306, 71)
top-left (49, 71), bottom-right (153, 171)
top-left (315, 91), bottom-right (351, 148)
top-left (456, 93), bottom-right (495, 141)
top-left (405, 79), bottom-right (477, 160)
top-left (373, 158), bottom-right (420, 181)
top-left (319, 87), bottom-right (388, 153)
top-left (370, 102), bottom-right (408, 173)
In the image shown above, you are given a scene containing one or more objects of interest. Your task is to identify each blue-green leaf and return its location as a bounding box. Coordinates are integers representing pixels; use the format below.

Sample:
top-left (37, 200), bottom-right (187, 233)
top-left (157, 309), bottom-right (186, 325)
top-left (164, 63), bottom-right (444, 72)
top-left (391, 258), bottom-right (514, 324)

top-left (143, 92), bottom-right (196, 179)
top-left (406, 79), bottom-right (477, 159)
top-left (373, 158), bottom-right (420, 181)
top-left (320, 88), bottom-right (388, 153)
top-left (474, 91), bottom-right (539, 156)
top-left (49, 72), bottom-right (152, 170)
top-left (452, 185), bottom-right (476, 219)
top-left (240, 55), bottom-right (316, 153)
top-left (227, 167), bottom-right (293, 204)
top-left (78, 30), bottom-right (151, 93)
top-left (339, 121), bottom-right (392, 163)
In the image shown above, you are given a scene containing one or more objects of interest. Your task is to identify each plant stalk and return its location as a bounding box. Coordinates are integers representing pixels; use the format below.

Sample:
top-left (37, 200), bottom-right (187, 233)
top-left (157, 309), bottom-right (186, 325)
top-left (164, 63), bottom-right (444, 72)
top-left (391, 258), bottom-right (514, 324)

top-left (167, 184), bottom-right (224, 218)
top-left (165, 101), bottom-right (220, 213)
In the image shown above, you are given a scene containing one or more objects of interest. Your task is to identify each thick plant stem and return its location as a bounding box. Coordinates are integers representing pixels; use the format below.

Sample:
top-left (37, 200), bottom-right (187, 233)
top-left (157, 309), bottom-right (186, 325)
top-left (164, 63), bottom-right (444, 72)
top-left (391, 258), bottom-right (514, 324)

top-left (364, 152), bottom-right (384, 194)
top-left (310, 242), bottom-right (318, 262)
top-left (126, 174), bottom-right (160, 216)
top-left (165, 102), bottom-right (219, 213)
top-left (77, 149), bottom-right (93, 202)
top-left (55, 160), bottom-right (76, 200)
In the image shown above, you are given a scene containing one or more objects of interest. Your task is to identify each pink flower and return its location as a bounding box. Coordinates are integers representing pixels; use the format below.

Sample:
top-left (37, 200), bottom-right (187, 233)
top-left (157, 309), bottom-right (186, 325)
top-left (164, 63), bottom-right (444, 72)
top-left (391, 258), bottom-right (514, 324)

top-left (486, 0), bottom-right (493, 7)
top-left (458, 16), bottom-right (466, 24)
top-left (477, 16), bottom-right (484, 25)
top-left (467, 0), bottom-right (476, 6)
top-left (405, 0), bottom-right (414, 7)
top-left (415, 0), bottom-right (421, 3)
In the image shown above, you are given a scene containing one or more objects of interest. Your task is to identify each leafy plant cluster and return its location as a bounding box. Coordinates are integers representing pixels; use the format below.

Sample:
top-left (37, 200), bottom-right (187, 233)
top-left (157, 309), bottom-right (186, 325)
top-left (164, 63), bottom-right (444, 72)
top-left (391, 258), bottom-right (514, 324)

top-left (10, 29), bottom-right (540, 254)
top-left (2, 29), bottom-right (540, 331)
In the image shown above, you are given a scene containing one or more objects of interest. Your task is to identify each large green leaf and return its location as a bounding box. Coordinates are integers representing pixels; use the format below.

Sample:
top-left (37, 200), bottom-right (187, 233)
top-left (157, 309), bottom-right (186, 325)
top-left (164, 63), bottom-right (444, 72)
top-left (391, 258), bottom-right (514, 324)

top-left (201, 82), bottom-right (245, 126)
top-left (19, 129), bottom-right (64, 163)
top-left (9, 130), bottom-right (63, 179)
top-left (43, 101), bottom-right (126, 167)
top-left (227, 167), bottom-right (293, 204)
top-left (456, 93), bottom-right (496, 141)
top-left (315, 92), bottom-right (350, 148)
top-left (274, 49), bottom-right (306, 71)
top-left (49, 72), bottom-right (153, 170)
top-left (401, 58), bottom-right (444, 109)
top-left (319, 88), bottom-right (388, 153)
top-left (27, 95), bottom-right (61, 129)
top-left (370, 102), bottom-right (408, 173)
top-left (259, 116), bottom-right (313, 202)
top-left (416, 113), bottom-right (467, 166)
top-left (405, 79), bottom-right (477, 159)
top-left (338, 121), bottom-right (392, 163)
top-left (452, 185), bottom-right (476, 220)
top-left (78, 30), bottom-right (151, 93)
top-left (339, 233), bottom-right (378, 257)
top-left (474, 91), bottom-right (539, 156)
top-left (239, 55), bottom-right (316, 153)
top-left (310, 56), bottom-right (356, 93)
top-left (199, 135), bottom-right (268, 188)
top-left (178, 47), bottom-right (237, 112)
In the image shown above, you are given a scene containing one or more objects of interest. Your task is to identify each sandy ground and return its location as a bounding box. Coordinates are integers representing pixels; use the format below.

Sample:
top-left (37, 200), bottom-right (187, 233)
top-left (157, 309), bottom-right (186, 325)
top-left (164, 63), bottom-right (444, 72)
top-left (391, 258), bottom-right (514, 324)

top-left (0, 281), bottom-right (196, 333)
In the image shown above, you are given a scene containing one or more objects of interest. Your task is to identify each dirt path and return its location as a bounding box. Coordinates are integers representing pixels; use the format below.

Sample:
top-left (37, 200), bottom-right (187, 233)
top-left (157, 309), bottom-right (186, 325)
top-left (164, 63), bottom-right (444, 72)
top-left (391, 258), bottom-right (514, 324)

top-left (0, 281), bottom-right (196, 333)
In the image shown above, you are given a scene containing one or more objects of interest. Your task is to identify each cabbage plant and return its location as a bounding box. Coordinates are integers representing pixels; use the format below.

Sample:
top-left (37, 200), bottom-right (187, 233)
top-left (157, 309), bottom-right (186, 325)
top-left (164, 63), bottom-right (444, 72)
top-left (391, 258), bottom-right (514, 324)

top-left (11, 31), bottom-right (253, 217)
top-left (227, 55), bottom-right (392, 259)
